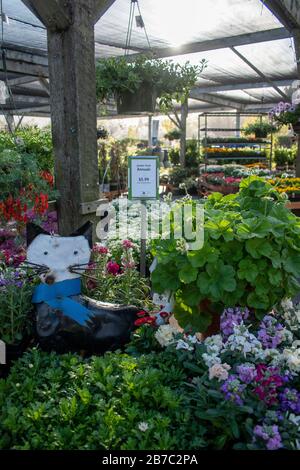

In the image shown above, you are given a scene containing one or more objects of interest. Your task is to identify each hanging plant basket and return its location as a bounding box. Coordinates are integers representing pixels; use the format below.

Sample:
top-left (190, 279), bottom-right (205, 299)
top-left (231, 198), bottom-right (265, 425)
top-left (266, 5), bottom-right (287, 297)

top-left (117, 84), bottom-right (157, 114)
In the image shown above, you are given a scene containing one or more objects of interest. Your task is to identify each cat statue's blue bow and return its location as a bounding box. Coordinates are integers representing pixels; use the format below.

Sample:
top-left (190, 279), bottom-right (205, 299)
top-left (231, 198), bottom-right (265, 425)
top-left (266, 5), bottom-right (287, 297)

top-left (32, 279), bottom-right (92, 326)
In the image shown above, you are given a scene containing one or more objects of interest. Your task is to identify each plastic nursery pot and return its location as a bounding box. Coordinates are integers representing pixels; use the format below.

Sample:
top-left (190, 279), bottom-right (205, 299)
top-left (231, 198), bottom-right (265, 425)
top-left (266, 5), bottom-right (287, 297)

top-left (292, 121), bottom-right (300, 134)
top-left (117, 85), bottom-right (157, 114)
top-left (199, 299), bottom-right (221, 340)
top-left (254, 130), bottom-right (268, 139)
top-left (0, 335), bottom-right (33, 379)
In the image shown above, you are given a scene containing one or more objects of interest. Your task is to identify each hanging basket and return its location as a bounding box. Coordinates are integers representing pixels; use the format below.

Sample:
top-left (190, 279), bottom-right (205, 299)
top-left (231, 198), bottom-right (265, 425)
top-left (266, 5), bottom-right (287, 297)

top-left (117, 84), bottom-right (157, 114)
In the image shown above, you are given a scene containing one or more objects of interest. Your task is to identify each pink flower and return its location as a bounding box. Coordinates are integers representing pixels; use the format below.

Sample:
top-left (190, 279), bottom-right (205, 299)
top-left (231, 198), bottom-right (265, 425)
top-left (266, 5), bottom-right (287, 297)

top-left (106, 261), bottom-right (120, 275)
top-left (122, 239), bottom-right (134, 250)
top-left (93, 244), bottom-right (108, 255)
top-left (86, 279), bottom-right (97, 290)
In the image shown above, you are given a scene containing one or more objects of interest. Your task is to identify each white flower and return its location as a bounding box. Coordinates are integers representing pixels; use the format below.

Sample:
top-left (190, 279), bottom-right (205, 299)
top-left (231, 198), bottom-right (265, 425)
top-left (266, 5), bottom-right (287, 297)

top-left (176, 339), bottom-right (194, 351)
top-left (187, 335), bottom-right (200, 344)
top-left (154, 324), bottom-right (178, 347)
top-left (224, 323), bottom-right (262, 357)
top-left (28, 363), bottom-right (34, 369)
top-left (202, 352), bottom-right (221, 368)
top-left (282, 347), bottom-right (300, 373)
top-left (289, 413), bottom-right (300, 427)
top-left (281, 298), bottom-right (294, 311)
top-left (138, 422), bottom-right (149, 432)
top-left (209, 363), bottom-right (231, 382)
top-left (204, 334), bottom-right (223, 354)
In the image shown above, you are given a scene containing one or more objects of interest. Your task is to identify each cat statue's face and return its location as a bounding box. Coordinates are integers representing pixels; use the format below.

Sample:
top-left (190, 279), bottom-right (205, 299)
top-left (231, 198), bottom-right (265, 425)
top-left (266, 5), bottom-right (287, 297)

top-left (26, 222), bottom-right (92, 284)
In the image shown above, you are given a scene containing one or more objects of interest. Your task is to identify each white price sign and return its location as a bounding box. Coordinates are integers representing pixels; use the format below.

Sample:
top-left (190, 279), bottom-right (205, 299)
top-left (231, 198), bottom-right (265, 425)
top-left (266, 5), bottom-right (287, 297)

top-left (128, 156), bottom-right (159, 200)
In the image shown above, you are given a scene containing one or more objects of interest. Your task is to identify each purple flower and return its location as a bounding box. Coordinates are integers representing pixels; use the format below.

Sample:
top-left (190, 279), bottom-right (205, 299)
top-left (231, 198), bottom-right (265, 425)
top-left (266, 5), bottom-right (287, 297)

top-left (220, 375), bottom-right (246, 406)
top-left (236, 364), bottom-right (257, 384)
top-left (220, 307), bottom-right (250, 339)
top-left (280, 388), bottom-right (300, 414)
top-left (254, 424), bottom-right (282, 450)
top-left (257, 315), bottom-right (284, 349)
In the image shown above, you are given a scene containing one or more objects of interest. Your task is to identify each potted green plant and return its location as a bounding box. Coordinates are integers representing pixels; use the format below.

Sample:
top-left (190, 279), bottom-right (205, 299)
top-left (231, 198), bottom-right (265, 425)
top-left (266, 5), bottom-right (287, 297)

top-left (96, 55), bottom-right (206, 115)
top-left (164, 129), bottom-right (182, 141)
top-left (151, 176), bottom-right (300, 334)
top-left (243, 120), bottom-right (276, 139)
top-left (274, 147), bottom-right (289, 170)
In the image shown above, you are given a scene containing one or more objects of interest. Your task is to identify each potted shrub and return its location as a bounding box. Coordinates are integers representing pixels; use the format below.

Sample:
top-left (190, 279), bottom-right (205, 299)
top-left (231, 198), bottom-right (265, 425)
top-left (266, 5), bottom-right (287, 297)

top-left (151, 177), bottom-right (300, 334)
top-left (0, 267), bottom-right (35, 376)
top-left (165, 129), bottom-right (182, 141)
top-left (269, 102), bottom-right (300, 134)
top-left (274, 147), bottom-right (289, 170)
top-left (243, 120), bottom-right (276, 139)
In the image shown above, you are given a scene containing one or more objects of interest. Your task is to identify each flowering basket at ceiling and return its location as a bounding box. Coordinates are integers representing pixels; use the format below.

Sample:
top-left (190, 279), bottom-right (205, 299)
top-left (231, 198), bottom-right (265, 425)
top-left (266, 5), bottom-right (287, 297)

top-left (269, 102), bottom-right (300, 134)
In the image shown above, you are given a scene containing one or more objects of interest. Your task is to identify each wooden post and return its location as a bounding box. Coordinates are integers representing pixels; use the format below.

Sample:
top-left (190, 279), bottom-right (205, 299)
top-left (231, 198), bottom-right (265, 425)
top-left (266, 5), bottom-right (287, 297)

top-left (21, 0), bottom-right (116, 236)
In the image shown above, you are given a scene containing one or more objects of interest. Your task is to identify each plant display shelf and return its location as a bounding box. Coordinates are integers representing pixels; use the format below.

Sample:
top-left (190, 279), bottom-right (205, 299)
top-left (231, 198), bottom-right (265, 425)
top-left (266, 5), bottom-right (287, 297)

top-left (198, 112), bottom-right (273, 170)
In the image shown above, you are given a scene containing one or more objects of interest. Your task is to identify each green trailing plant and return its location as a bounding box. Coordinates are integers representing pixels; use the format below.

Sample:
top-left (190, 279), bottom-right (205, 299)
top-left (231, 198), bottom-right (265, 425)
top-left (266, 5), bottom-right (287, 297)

top-left (243, 121), bottom-right (276, 139)
top-left (151, 176), bottom-right (300, 332)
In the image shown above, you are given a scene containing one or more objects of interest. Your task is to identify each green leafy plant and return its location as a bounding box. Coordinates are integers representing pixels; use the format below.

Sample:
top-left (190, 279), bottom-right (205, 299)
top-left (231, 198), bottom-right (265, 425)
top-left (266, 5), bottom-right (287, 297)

top-left (0, 126), bottom-right (53, 171)
top-left (274, 147), bottom-right (294, 166)
top-left (0, 267), bottom-right (35, 344)
top-left (151, 177), bottom-right (300, 332)
top-left (243, 120), bottom-right (276, 139)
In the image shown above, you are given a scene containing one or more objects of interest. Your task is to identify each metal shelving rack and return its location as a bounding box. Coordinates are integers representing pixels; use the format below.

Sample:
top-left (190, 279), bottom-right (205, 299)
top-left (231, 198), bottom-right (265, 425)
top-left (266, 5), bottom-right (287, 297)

top-left (198, 112), bottom-right (273, 170)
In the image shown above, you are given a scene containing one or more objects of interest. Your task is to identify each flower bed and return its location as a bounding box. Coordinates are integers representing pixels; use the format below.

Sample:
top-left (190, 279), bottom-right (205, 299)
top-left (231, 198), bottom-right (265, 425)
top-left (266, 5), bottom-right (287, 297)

top-left (0, 301), bottom-right (299, 450)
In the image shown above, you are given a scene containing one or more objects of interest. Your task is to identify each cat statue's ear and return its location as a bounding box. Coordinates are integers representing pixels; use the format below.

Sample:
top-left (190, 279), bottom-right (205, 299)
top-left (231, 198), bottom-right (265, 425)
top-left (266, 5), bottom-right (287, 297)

top-left (69, 221), bottom-right (93, 249)
top-left (26, 223), bottom-right (50, 247)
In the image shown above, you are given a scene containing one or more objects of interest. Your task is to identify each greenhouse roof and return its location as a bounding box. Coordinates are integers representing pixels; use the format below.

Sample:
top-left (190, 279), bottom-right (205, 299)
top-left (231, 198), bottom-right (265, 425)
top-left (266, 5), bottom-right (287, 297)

top-left (0, 0), bottom-right (299, 117)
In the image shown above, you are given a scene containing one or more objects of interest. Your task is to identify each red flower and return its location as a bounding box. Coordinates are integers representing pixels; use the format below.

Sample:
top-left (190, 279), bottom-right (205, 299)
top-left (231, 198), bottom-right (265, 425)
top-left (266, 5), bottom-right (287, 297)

top-left (106, 261), bottom-right (120, 275)
top-left (40, 171), bottom-right (54, 187)
top-left (86, 279), bottom-right (97, 290)
top-left (134, 316), bottom-right (156, 327)
top-left (94, 245), bottom-right (108, 255)
top-left (160, 311), bottom-right (170, 318)
top-left (137, 310), bottom-right (147, 317)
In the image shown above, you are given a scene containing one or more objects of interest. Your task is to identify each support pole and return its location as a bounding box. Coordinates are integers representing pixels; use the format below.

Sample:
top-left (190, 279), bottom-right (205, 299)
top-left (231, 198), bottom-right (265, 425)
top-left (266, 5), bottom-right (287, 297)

top-left (21, 0), bottom-right (116, 236)
top-left (148, 115), bottom-right (152, 148)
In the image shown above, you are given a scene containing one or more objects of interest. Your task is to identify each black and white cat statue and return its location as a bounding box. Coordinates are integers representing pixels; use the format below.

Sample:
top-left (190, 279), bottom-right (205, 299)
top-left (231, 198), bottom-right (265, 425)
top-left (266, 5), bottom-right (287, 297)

top-left (26, 222), bottom-right (139, 354)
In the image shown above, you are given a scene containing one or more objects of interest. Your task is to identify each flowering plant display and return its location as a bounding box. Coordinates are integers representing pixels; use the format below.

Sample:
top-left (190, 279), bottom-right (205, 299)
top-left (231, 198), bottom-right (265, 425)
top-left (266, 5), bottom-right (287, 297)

top-left (0, 267), bottom-right (36, 344)
top-left (0, 150), bottom-right (57, 224)
top-left (152, 177), bottom-right (300, 332)
top-left (83, 239), bottom-right (152, 308)
top-left (269, 102), bottom-right (300, 127)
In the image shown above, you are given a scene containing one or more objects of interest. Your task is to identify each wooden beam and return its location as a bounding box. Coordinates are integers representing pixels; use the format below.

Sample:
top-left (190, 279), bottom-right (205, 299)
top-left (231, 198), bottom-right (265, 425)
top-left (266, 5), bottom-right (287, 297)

top-left (94, 0), bottom-right (117, 24)
top-left (262, 1), bottom-right (300, 30)
top-left (4, 49), bottom-right (48, 67)
top-left (230, 47), bottom-right (290, 100)
top-left (190, 90), bottom-right (245, 110)
top-left (21, 0), bottom-right (71, 32)
top-left (11, 105), bottom-right (50, 115)
top-left (192, 78), bottom-right (295, 94)
top-left (38, 77), bottom-right (50, 95)
top-left (0, 59), bottom-right (48, 77)
top-left (127, 27), bottom-right (290, 60)
top-left (8, 76), bottom-right (39, 86)
top-left (8, 94), bottom-right (49, 105)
